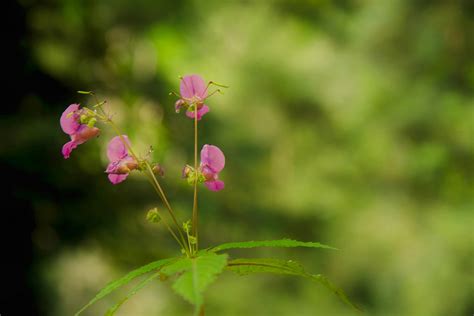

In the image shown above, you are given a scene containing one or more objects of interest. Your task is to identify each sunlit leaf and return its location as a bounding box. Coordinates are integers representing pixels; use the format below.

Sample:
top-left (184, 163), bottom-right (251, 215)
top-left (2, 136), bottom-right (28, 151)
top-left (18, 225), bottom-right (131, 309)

top-left (162, 252), bottom-right (228, 310)
top-left (105, 272), bottom-right (161, 316)
top-left (210, 239), bottom-right (337, 252)
top-left (226, 257), bottom-right (306, 276)
top-left (75, 257), bottom-right (177, 316)
top-left (227, 257), bottom-right (361, 312)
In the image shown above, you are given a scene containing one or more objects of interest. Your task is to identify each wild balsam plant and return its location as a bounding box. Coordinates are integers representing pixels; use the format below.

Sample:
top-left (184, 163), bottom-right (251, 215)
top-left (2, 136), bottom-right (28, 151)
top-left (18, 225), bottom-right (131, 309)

top-left (61, 75), bottom-right (360, 315)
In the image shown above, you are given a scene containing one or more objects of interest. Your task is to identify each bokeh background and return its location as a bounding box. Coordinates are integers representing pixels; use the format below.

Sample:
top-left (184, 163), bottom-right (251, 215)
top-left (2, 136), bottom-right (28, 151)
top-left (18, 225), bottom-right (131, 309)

top-left (4, 0), bottom-right (473, 315)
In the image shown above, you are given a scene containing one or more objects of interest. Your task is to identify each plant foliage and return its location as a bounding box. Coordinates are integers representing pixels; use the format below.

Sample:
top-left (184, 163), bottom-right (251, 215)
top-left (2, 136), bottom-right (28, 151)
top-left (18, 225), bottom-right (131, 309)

top-left (210, 239), bottom-right (337, 252)
top-left (162, 252), bottom-right (229, 310)
top-left (105, 272), bottom-right (162, 316)
top-left (227, 257), bottom-right (361, 311)
top-left (75, 241), bottom-right (358, 315)
top-left (75, 257), bottom-right (177, 316)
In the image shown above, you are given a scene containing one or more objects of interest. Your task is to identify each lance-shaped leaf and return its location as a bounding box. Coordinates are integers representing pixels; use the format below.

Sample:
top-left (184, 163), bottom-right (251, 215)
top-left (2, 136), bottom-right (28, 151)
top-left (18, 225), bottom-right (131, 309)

top-left (227, 258), bottom-right (361, 312)
top-left (209, 239), bottom-right (337, 252)
top-left (75, 257), bottom-right (177, 316)
top-left (161, 252), bottom-right (228, 309)
top-left (227, 258), bottom-right (306, 276)
top-left (105, 272), bottom-right (162, 316)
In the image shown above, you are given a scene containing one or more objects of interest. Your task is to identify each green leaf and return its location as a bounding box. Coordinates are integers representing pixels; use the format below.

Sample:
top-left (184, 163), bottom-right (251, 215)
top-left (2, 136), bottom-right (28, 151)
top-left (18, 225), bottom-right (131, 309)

top-left (227, 258), bottom-right (361, 312)
top-left (210, 239), bottom-right (337, 252)
top-left (105, 272), bottom-right (161, 316)
top-left (162, 252), bottom-right (228, 309)
top-left (227, 258), bottom-right (306, 276)
top-left (309, 274), bottom-right (361, 312)
top-left (75, 257), bottom-right (177, 316)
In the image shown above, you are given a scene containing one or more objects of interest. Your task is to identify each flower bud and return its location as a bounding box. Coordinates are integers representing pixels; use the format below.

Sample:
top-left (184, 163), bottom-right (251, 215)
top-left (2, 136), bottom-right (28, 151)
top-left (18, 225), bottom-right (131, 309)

top-left (87, 117), bottom-right (97, 127)
top-left (182, 220), bottom-right (192, 233)
top-left (186, 173), bottom-right (196, 186)
top-left (182, 165), bottom-right (194, 178)
top-left (80, 114), bottom-right (88, 124)
top-left (146, 208), bottom-right (161, 223)
top-left (188, 235), bottom-right (197, 245)
top-left (175, 99), bottom-right (186, 113)
top-left (152, 163), bottom-right (165, 177)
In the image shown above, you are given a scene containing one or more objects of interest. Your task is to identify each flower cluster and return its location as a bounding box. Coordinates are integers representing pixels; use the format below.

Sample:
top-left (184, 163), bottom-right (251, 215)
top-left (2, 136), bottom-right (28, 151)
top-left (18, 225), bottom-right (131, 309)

top-left (60, 74), bottom-right (226, 191)
top-left (61, 75), bottom-right (356, 316)
top-left (60, 103), bottom-right (139, 184)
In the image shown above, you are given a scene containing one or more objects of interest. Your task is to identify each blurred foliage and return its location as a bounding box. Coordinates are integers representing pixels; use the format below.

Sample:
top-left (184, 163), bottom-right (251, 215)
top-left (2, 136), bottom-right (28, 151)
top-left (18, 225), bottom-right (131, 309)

top-left (6, 0), bottom-right (473, 315)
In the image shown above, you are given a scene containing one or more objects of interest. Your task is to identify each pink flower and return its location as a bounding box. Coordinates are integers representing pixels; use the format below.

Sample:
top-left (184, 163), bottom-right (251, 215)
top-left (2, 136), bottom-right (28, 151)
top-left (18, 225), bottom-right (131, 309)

top-left (105, 135), bottom-right (138, 185)
top-left (60, 104), bottom-right (100, 159)
top-left (200, 144), bottom-right (225, 191)
top-left (175, 74), bottom-right (210, 120)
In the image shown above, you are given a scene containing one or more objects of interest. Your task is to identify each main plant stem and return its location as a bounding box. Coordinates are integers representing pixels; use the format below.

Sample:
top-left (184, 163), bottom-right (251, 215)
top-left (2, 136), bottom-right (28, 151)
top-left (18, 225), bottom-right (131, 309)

top-left (192, 107), bottom-right (199, 253)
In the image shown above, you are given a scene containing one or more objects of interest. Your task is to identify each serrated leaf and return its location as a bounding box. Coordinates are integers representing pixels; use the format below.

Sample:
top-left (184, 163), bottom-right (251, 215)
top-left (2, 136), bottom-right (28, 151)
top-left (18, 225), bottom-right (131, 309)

top-left (227, 258), bottom-right (306, 276)
top-left (162, 252), bottom-right (228, 309)
top-left (161, 256), bottom-right (193, 276)
top-left (309, 274), bottom-right (361, 312)
top-left (227, 258), bottom-right (361, 312)
top-left (75, 257), bottom-right (177, 316)
top-left (105, 272), bottom-right (161, 316)
top-left (210, 239), bottom-right (337, 252)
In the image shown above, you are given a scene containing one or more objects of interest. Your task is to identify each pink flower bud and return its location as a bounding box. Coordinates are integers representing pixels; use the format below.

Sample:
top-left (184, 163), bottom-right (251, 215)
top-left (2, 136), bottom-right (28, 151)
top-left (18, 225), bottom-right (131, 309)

top-left (182, 165), bottom-right (194, 178)
top-left (152, 163), bottom-right (165, 177)
top-left (175, 99), bottom-right (185, 113)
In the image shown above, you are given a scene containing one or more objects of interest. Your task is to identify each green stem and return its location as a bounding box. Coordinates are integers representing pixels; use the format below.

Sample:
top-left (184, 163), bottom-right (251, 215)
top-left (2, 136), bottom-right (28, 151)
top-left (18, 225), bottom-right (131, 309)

top-left (145, 161), bottom-right (190, 254)
top-left (192, 106), bottom-right (199, 253)
top-left (91, 94), bottom-right (139, 160)
top-left (144, 178), bottom-right (187, 250)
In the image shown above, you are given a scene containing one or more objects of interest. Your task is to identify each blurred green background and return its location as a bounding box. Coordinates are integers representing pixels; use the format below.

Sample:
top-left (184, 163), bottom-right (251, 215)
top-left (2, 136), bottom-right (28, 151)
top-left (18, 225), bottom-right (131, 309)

top-left (5, 0), bottom-right (473, 315)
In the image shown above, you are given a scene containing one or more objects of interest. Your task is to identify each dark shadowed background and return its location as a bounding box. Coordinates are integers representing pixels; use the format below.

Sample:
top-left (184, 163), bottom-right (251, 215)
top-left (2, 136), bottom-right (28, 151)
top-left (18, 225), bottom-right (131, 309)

top-left (3, 0), bottom-right (473, 315)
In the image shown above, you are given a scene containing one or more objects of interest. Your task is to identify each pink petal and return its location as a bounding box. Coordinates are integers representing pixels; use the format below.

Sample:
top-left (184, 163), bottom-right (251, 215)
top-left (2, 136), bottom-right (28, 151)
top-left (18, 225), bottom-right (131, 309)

top-left (201, 165), bottom-right (217, 180)
top-left (107, 135), bottom-right (130, 162)
top-left (186, 105), bottom-right (209, 120)
top-left (204, 180), bottom-right (225, 191)
top-left (105, 156), bottom-right (137, 174)
top-left (200, 144), bottom-right (225, 173)
top-left (60, 104), bottom-right (80, 135)
top-left (180, 75), bottom-right (208, 99)
top-left (108, 173), bottom-right (128, 184)
top-left (105, 161), bottom-right (121, 174)
top-left (62, 140), bottom-right (78, 159)
top-left (72, 125), bottom-right (100, 145)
